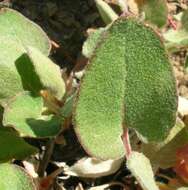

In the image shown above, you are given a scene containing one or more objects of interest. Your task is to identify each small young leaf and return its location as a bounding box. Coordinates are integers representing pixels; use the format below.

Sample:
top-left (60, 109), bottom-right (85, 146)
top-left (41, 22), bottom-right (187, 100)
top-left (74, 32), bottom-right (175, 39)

top-left (82, 28), bottom-right (106, 58)
top-left (127, 151), bottom-right (159, 190)
top-left (25, 46), bottom-right (65, 100)
top-left (3, 92), bottom-right (61, 137)
top-left (135, 0), bottom-right (168, 28)
top-left (95, 0), bottom-right (118, 24)
top-left (0, 163), bottom-right (36, 190)
top-left (60, 94), bottom-right (75, 119)
top-left (0, 127), bottom-right (37, 162)
top-left (75, 18), bottom-right (177, 159)
top-left (164, 9), bottom-right (188, 51)
top-left (164, 29), bottom-right (188, 50)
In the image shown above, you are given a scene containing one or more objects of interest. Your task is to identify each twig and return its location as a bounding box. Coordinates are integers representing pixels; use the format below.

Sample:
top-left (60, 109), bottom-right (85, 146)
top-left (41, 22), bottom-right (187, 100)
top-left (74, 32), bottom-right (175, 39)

top-left (38, 138), bottom-right (55, 177)
top-left (168, 16), bottom-right (177, 30)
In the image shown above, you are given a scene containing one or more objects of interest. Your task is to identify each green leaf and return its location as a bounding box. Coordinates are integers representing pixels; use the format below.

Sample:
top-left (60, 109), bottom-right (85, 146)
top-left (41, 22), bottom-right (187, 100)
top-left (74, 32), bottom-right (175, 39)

top-left (137, 0), bottom-right (168, 28)
top-left (0, 8), bottom-right (51, 102)
top-left (127, 151), bottom-right (159, 190)
top-left (82, 28), bottom-right (106, 58)
top-left (3, 92), bottom-right (61, 137)
top-left (164, 9), bottom-right (188, 51)
top-left (0, 127), bottom-right (37, 162)
top-left (95, 0), bottom-right (118, 24)
top-left (181, 9), bottom-right (188, 31)
top-left (0, 8), bottom-right (51, 55)
top-left (142, 120), bottom-right (188, 169)
top-left (74, 18), bottom-right (177, 159)
top-left (0, 40), bottom-right (28, 102)
top-left (0, 163), bottom-right (36, 190)
top-left (60, 94), bottom-right (75, 119)
top-left (164, 29), bottom-right (188, 50)
top-left (25, 46), bottom-right (65, 100)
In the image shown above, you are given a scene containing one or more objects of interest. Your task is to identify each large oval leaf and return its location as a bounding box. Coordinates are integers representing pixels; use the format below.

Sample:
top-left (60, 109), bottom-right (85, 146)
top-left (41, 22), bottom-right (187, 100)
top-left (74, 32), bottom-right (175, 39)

top-left (74, 18), bottom-right (177, 159)
top-left (0, 163), bottom-right (36, 190)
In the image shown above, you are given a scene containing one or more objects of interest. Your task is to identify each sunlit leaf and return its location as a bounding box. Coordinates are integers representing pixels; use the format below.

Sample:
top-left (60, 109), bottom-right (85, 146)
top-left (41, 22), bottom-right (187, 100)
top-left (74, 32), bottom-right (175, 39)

top-left (3, 92), bottom-right (61, 137)
top-left (82, 28), bottom-right (106, 58)
top-left (75, 18), bottom-right (177, 159)
top-left (127, 151), bottom-right (159, 190)
top-left (95, 0), bottom-right (118, 24)
top-left (0, 8), bottom-right (51, 102)
top-left (0, 163), bottom-right (36, 190)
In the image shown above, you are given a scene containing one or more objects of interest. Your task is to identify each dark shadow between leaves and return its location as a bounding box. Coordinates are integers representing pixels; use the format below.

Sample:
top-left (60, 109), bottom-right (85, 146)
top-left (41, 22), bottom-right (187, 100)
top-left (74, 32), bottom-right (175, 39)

top-left (15, 53), bottom-right (43, 97)
top-left (26, 116), bottom-right (61, 137)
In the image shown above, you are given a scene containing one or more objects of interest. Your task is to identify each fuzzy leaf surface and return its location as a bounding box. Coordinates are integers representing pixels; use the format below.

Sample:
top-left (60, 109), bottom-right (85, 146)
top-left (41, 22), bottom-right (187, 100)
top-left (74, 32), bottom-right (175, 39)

top-left (0, 8), bottom-right (50, 102)
top-left (164, 29), bottom-right (188, 50)
top-left (0, 127), bottom-right (37, 162)
top-left (25, 46), bottom-right (65, 100)
top-left (75, 18), bottom-right (177, 159)
top-left (0, 163), bottom-right (36, 190)
top-left (95, 0), bottom-right (118, 24)
top-left (3, 92), bottom-right (61, 137)
top-left (82, 28), bottom-right (106, 58)
top-left (0, 8), bottom-right (50, 55)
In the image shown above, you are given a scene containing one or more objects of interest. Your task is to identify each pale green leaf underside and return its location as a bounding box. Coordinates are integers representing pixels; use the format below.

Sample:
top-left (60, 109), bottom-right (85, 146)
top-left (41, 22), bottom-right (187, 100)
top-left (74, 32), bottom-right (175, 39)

top-left (164, 29), bottom-right (188, 46)
top-left (0, 8), bottom-right (50, 55)
top-left (3, 92), bottom-right (61, 137)
top-left (75, 18), bottom-right (177, 159)
top-left (0, 40), bottom-right (27, 102)
top-left (127, 152), bottom-right (159, 190)
top-left (0, 163), bottom-right (36, 190)
top-left (0, 8), bottom-right (51, 102)
top-left (0, 127), bottom-right (37, 162)
top-left (95, 0), bottom-right (118, 24)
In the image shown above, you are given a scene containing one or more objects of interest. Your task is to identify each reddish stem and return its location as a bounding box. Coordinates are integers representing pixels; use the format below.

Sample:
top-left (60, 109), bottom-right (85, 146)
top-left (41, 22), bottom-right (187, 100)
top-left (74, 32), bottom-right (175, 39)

top-left (121, 128), bottom-right (132, 158)
top-left (168, 16), bottom-right (177, 30)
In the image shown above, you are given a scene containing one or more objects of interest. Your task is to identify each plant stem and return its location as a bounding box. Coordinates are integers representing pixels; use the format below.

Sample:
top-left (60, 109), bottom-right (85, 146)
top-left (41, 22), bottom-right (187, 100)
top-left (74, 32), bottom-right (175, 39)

top-left (121, 128), bottom-right (132, 158)
top-left (168, 16), bottom-right (177, 30)
top-left (38, 138), bottom-right (55, 177)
